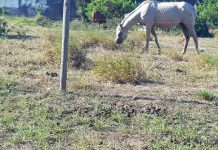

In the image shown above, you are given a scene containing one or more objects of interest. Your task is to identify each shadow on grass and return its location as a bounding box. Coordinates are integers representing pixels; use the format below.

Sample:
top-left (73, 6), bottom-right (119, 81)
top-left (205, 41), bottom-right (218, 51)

top-left (2, 35), bottom-right (39, 40)
top-left (128, 79), bottom-right (164, 86)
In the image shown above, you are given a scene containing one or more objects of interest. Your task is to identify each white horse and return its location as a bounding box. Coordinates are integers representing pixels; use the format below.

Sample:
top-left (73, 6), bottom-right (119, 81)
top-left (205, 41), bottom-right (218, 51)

top-left (115, 0), bottom-right (199, 55)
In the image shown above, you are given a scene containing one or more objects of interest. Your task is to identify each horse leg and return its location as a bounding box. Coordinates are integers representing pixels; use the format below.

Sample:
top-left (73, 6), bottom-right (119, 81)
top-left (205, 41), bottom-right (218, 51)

top-left (142, 25), bottom-right (151, 53)
top-left (184, 23), bottom-right (199, 54)
top-left (180, 23), bottom-right (190, 55)
top-left (151, 27), bottom-right (161, 54)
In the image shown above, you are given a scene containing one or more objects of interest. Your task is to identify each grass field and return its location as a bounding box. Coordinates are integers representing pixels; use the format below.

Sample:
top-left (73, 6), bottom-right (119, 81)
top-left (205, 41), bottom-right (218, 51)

top-left (0, 17), bottom-right (218, 149)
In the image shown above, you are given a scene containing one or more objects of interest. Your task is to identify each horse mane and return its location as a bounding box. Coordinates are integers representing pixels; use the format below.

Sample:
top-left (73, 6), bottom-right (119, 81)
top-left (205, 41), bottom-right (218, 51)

top-left (120, 1), bottom-right (150, 26)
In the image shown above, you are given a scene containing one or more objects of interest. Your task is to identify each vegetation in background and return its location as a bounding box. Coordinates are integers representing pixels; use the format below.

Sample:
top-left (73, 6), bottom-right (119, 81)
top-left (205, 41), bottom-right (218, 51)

top-left (76, 0), bottom-right (91, 20)
top-left (196, 0), bottom-right (218, 27)
top-left (85, 0), bottom-right (137, 19)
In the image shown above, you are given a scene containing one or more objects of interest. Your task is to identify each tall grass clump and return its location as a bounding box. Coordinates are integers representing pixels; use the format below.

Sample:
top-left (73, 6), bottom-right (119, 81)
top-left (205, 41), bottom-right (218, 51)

top-left (92, 53), bottom-right (146, 83)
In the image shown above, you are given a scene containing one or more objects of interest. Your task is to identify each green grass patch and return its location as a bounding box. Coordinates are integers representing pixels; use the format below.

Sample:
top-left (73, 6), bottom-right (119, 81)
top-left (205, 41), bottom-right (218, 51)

top-left (4, 16), bottom-right (36, 26)
top-left (0, 77), bottom-right (17, 87)
top-left (0, 77), bottom-right (18, 96)
top-left (194, 54), bottom-right (218, 69)
top-left (196, 90), bottom-right (217, 101)
top-left (201, 54), bottom-right (218, 69)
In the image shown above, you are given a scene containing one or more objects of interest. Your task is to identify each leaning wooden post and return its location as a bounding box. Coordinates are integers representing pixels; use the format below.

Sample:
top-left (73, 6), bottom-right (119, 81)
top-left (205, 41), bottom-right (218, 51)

top-left (60, 0), bottom-right (70, 92)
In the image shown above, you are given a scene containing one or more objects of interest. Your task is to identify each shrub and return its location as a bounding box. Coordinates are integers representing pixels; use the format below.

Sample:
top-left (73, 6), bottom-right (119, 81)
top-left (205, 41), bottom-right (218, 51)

top-left (85, 0), bottom-right (137, 19)
top-left (196, 0), bottom-right (218, 26)
top-left (92, 53), bottom-right (146, 83)
top-left (76, 0), bottom-right (91, 20)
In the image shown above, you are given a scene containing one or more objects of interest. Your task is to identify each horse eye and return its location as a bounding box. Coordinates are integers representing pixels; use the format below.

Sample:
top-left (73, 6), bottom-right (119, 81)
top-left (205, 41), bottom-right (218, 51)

top-left (118, 32), bottom-right (122, 37)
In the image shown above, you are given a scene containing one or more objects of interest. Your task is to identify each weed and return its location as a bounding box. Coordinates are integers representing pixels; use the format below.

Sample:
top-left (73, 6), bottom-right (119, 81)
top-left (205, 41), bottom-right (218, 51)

top-left (196, 90), bottom-right (217, 101)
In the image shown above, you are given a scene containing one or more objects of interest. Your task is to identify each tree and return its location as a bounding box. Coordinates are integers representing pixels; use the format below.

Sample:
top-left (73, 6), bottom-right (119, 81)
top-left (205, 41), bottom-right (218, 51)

top-left (196, 0), bottom-right (218, 26)
top-left (85, 0), bottom-right (137, 19)
top-left (76, 0), bottom-right (91, 20)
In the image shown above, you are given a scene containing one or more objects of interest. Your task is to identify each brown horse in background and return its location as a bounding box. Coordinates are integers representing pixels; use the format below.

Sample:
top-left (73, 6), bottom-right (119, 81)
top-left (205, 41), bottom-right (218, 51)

top-left (92, 11), bottom-right (106, 25)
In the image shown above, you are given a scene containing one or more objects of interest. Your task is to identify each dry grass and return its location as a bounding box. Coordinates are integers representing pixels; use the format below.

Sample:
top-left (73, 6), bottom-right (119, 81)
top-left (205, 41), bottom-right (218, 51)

top-left (0, 17), bottom-right (218, 149)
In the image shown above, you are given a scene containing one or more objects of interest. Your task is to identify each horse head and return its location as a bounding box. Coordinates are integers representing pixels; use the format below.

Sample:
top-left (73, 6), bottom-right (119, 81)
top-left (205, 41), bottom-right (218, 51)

top-left (115, 24), bottom-right (128, 44)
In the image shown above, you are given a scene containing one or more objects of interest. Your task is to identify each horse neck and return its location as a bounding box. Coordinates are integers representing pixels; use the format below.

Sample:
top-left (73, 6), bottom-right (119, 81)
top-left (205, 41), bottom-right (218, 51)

top-left (121, 12), bottom-right (141, 31)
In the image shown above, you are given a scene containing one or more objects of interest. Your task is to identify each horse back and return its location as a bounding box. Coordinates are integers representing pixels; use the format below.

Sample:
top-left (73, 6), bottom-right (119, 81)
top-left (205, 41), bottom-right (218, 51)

top-left (154, 2), bottom-right (196, 28)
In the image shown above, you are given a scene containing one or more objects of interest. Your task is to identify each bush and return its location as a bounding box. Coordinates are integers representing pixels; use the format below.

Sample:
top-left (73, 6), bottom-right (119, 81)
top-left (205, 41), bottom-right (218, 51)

top-left (85, 0), bottom-right (137, 19)
top-left (196, 0), bottom-right (218, 26)
top-left (92, 53), bottom-right (146, 83)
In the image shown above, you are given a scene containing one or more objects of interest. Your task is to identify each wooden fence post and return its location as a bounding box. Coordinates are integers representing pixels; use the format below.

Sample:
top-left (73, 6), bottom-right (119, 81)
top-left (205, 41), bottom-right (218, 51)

top-left (60, 0), bottom-right (70, 92)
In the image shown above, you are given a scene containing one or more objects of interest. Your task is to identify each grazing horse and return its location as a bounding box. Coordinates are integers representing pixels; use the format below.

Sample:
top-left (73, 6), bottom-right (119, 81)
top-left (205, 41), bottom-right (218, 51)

top-left (115, 0), bottom-right (199, 55)
top-left (92, 11), bottom-right (106, 25)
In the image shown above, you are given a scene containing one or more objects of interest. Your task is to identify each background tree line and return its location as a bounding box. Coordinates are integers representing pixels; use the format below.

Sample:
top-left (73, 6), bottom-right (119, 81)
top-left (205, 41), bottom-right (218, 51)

top-left (76, 0), bottom-right (218, 26)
